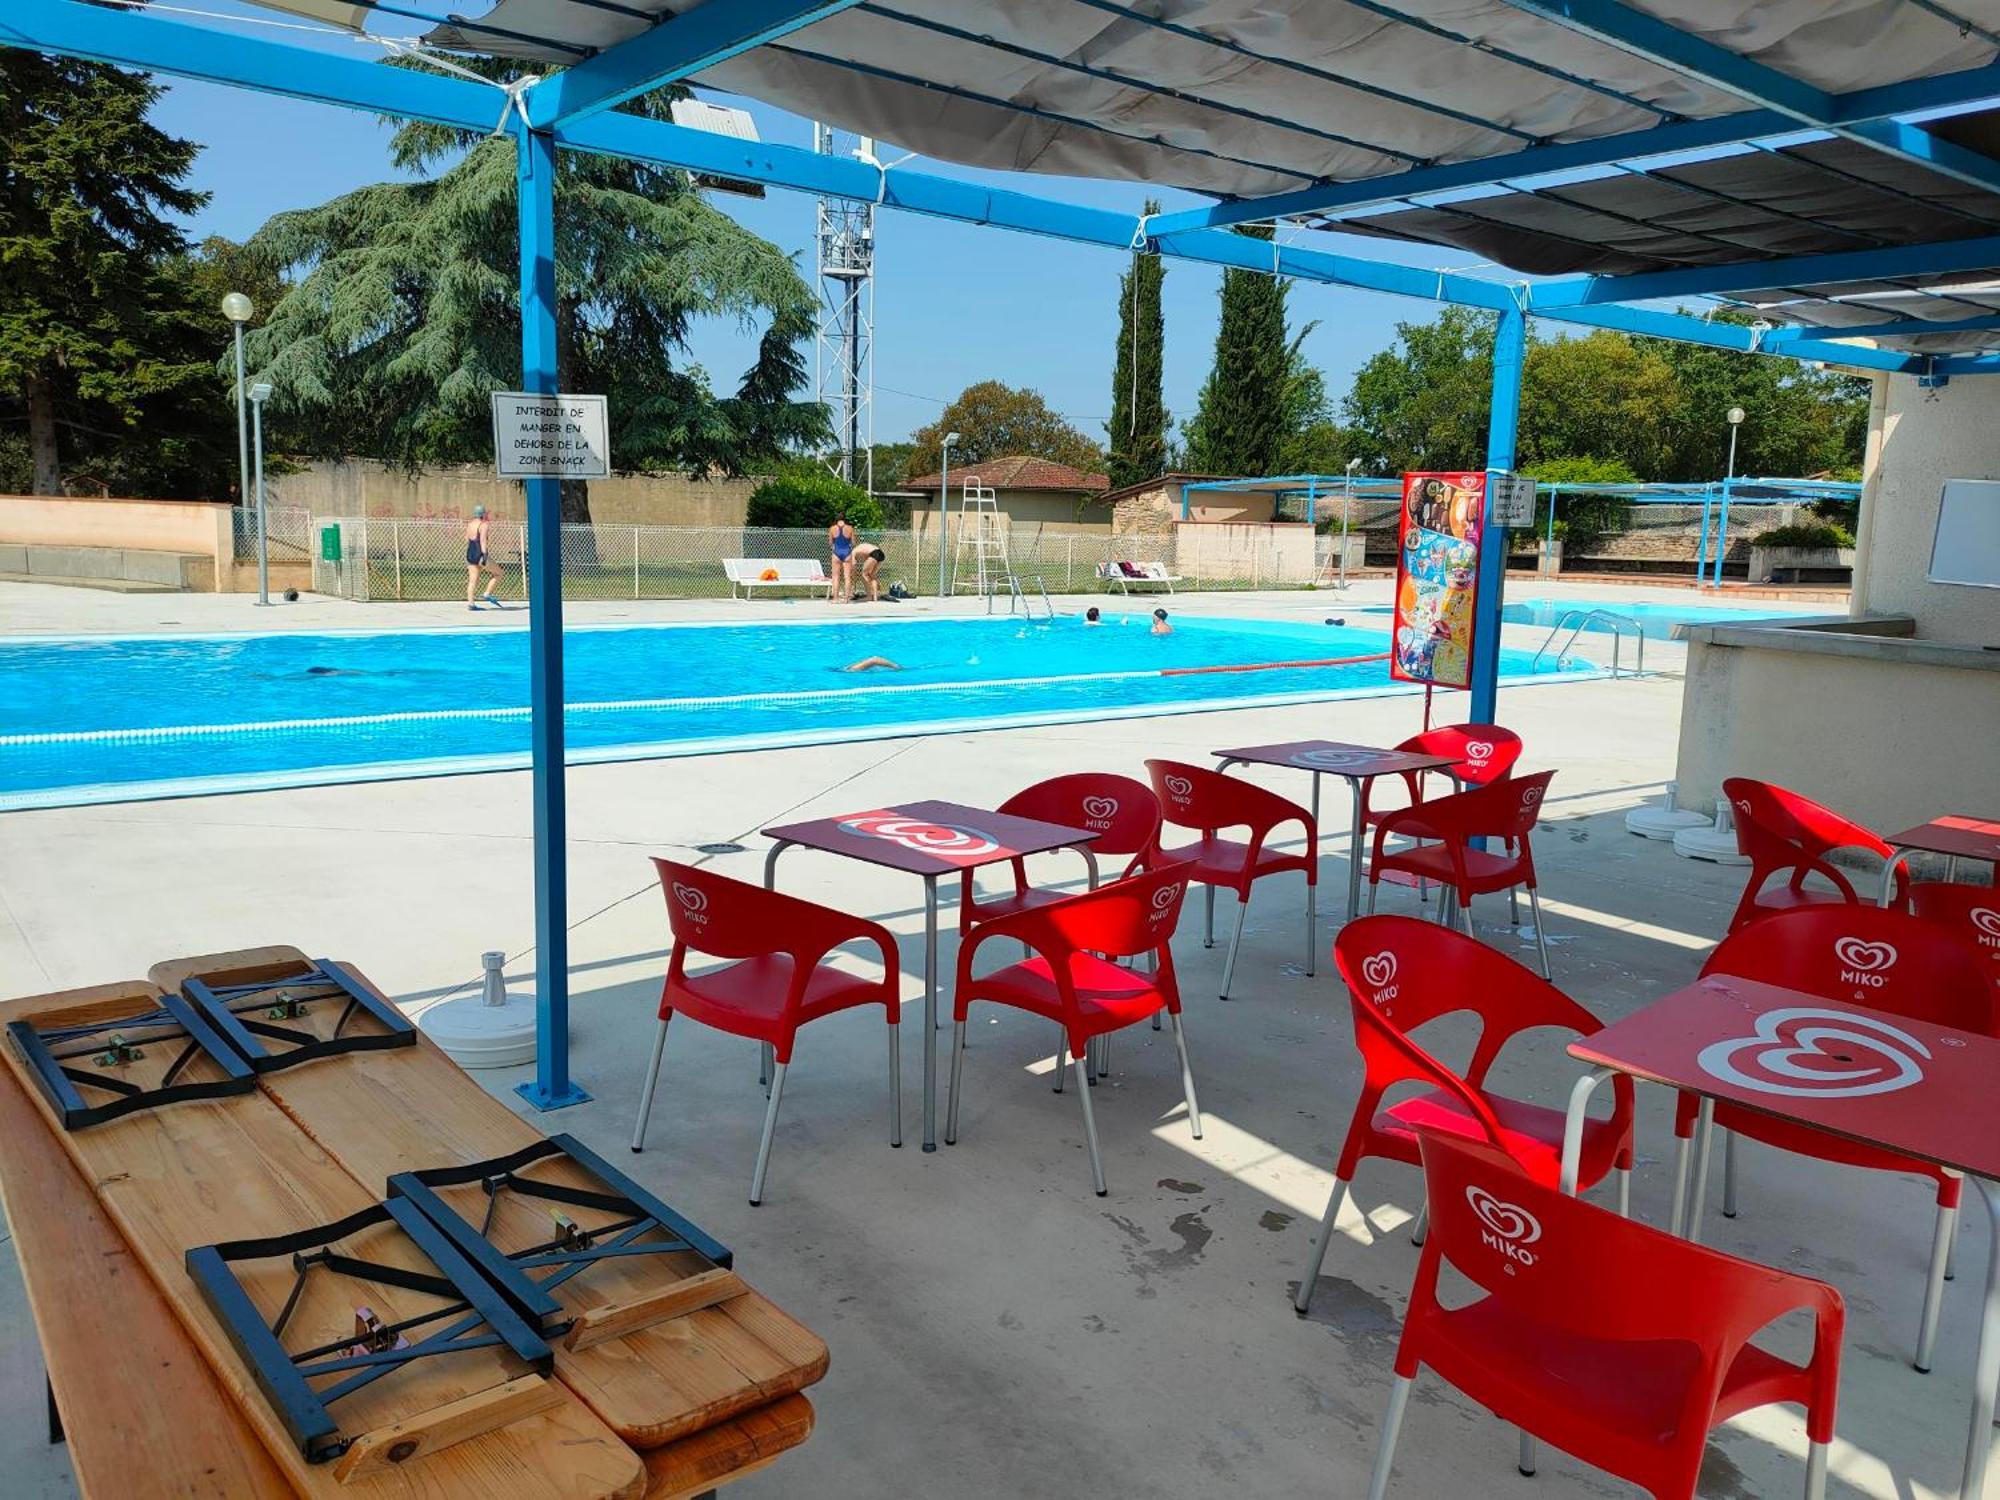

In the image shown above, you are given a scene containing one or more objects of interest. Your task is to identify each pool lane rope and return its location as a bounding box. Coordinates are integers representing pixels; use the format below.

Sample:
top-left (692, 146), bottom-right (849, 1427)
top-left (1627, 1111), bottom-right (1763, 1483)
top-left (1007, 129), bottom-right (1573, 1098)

top-left (0, 653), bottom-right (1391, 747)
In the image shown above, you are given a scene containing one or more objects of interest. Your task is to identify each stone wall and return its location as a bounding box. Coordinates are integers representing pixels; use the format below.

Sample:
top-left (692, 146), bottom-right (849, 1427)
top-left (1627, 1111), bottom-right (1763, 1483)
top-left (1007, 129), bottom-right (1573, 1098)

top-left (269, 458), bottom-right (766, 527)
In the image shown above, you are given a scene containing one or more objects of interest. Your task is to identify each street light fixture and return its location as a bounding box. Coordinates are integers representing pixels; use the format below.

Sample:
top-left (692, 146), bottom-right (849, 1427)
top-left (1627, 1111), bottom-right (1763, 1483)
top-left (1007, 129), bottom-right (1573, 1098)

top-left (249, 381), bottom-right (274, 606)
top-left (937, 430), bottom-right (962, 598)
top-left (221, 293), bottom-right (255, 527)
top-left (1713, 405), bottom-right (1748, 589)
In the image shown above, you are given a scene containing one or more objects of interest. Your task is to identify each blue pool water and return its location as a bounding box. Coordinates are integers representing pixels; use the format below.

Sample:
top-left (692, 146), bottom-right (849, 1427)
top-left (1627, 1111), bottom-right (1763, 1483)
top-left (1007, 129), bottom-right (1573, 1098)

top-left (0, 613), bottom-right (1593, 808)
top-left (1498, 597), bottom-right (1818, 639)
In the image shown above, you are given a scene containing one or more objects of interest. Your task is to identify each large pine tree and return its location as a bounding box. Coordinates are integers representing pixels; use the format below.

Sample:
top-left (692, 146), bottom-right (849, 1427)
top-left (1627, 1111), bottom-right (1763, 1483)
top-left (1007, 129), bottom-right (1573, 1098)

top-left (0, 53), bottom-right (214, 495)
top-left (1105, 203), bottom-right (1167, 488)
top-left (1182, 224), bottom-right (1288, 477)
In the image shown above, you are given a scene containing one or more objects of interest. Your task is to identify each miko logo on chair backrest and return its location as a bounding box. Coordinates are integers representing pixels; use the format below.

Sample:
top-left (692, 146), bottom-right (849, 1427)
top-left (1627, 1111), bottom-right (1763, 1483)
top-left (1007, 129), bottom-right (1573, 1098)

top-left (1360, 951), bottom-right (1398, 1002)
top-left (1162, 775), bottom-right (1194, 802)
top-left (1971, 907), bottom-right (2000, 949)
top-left (1466, 1184), bottom-right (1541, 1268)
top-left (1834, 935), bottom-right (1898, 988)
top-left (671, 882), bottom-right (709, 925)
top-left (1080, 794), bottom-right (1119, 830)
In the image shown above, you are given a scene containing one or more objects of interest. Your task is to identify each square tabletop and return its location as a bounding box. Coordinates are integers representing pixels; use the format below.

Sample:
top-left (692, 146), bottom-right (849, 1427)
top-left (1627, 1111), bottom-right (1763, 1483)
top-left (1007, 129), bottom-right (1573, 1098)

top-left (1570, 974), bottom-right (2000, 1182)
top-left (764, 799), bottom-right (1098, 877)
top-left (1214, 739), bottom-right (1458, 779)
top-left (1885, 814), bottom-right (2000, 864)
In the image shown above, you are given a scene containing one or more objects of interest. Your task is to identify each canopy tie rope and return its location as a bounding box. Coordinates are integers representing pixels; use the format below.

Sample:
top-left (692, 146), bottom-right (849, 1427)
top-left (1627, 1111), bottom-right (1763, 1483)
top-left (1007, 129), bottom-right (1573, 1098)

top-left (860, 145), bottom-right (917, 205)
top-left (1129, 211), bottom-right (1155, 251)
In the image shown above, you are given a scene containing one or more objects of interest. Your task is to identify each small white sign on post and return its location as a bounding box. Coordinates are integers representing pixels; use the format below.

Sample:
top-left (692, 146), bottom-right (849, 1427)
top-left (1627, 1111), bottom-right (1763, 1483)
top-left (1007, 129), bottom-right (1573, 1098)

top-left (1487, 470), bottom-right (1537, 528)
top-left (491, 391), bottom-right (610, 479)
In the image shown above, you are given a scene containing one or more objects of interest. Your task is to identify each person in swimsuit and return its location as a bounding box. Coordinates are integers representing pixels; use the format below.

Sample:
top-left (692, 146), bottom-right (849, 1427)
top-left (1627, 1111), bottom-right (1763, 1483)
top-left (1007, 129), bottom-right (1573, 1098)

top-left (843, 656), bottom-right (900, 672)
top-left (853, 541), bottom-right (886, 603)
top-left (465, 507), bottom-right (504, 610)
top-left (1151, 607), bottom-right (1173, 636)
top-left (828, 512), bottom-right (856, 603)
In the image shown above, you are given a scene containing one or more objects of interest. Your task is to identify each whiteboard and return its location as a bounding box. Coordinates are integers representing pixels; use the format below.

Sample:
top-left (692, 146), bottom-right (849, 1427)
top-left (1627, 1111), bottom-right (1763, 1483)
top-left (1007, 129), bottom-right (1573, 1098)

top-left (1930, 479), bottom-right (2000, 589)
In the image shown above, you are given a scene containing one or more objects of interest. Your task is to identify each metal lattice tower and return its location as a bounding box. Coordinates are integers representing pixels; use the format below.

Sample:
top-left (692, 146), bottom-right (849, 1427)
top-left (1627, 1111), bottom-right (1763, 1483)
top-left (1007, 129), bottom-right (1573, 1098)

top-left (814, 124), bottom-right (875, 492)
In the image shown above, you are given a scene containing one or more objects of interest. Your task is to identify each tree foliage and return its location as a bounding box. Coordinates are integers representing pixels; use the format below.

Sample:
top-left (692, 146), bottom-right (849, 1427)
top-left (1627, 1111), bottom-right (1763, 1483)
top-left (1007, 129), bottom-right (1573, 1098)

top-left (906, 380), bottom-right (1102, 476)
top-left (1183, 225), bottom-right (1289, 475)
top-left (239, 60), bottom-right (826, 520)
top-left (1105, 202), bottom-right (1168, 488)
top-left (745, 462), bottom-right (882, 530)
top-left (1339, 308), bottom-right (1872, 482)
top-left (0, 53), bottom-right (241, 498)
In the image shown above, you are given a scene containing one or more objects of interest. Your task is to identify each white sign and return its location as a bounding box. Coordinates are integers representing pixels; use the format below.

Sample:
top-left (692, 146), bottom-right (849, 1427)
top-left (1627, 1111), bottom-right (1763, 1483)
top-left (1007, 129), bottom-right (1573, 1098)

top-left (1487, 470), bottom-right (1537, 528)
top-left (491, 392), bottom-right (610, 479)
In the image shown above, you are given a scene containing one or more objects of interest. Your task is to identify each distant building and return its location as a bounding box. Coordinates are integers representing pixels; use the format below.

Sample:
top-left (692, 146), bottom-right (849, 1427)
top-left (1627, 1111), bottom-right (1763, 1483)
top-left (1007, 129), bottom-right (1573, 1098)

top-left (903, 455), bottom-right (1111, 537)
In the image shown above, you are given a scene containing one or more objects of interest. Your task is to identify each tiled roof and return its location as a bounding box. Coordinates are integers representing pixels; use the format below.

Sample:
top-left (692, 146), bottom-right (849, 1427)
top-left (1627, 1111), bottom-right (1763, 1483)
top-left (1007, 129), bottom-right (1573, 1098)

top-left (904, 455), bottom-right (1109, 494)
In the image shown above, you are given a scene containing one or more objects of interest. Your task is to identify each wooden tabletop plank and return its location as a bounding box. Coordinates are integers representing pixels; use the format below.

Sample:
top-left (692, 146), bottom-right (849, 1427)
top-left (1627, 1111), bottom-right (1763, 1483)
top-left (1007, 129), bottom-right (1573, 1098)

top-left (152, 947), bottom-right (829, 1454)
top-left (0, 1060), bottom-right (294, 1500)
top-left (0, 979), bottom-right (646, 1500)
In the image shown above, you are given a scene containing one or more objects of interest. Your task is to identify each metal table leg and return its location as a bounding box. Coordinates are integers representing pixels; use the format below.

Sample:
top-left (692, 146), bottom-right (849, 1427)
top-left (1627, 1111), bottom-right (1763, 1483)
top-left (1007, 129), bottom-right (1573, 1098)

top-left (923, 874), bottom-right (939, 1151)
top-left (1345, 776), bottom-right (1367, 922)
top-left (1958, 1177), bottom-right (2000, 1500)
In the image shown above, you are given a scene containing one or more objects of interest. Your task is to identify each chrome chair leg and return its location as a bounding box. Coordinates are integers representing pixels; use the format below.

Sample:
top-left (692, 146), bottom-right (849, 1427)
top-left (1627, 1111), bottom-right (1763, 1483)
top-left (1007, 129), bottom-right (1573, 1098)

top-left (1304, 874), bottom-right (1317, 976)
top-left (1366, 1375), bottom-right (1412, 1500)
top-left (945, 1020), bottom-right (967, 1144)
top-left (1526, 886), bottom-right (1552, 979)
top-left (1295, 1176), bottom-right (1351, 1314)
top-left (1805, 1440), bottom-right (1828, 1500)
top-left (1071, 1048), bottom-right (1107, 1196)
top-left (630, 1014), bottom-right (671, 1153)
top-left (1669, 1131), bottom-right (1692, 1237)
top-left (1168, 1013), bottom-right (1202, 1139)
top-left (1409, 1202), bottom-right (1429, 1247)
top-left (1203, 884), bottom-right (1215, 947)
top-left (888, 1020), bottom-right (903, 1148)
top-left (748, 1061), bottom-right (788, 1206)
top-left (1096, 1033), bottom-right (1110, 1080)
top-left (1722, 1129), bottom-right (1740, 1218)
top-left (1517, 1431), bottom-right (1538, 1477)
top-left (1616, 1164), bottom-right (1631, 1218)
top-left (1220, 892), bottom-right (1251, 1001)
top-left (1918, 1196), bottom-right (1960, 1372)
top-left (1050, 1021), bottom-right (1067, 1093)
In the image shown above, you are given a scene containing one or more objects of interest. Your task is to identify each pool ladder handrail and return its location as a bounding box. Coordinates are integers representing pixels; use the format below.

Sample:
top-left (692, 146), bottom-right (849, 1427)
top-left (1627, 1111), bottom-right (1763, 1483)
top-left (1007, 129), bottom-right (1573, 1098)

top-left (995, 573), bottom-right (1056, 620)
top-left (1531, 607), bottom-right (1646, 679)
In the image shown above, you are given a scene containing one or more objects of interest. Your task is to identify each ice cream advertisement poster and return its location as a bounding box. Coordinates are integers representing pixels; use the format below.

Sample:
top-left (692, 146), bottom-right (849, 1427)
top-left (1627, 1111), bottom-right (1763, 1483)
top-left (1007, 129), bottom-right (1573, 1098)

top-left (1390, 471), bottom-right (1487, 689)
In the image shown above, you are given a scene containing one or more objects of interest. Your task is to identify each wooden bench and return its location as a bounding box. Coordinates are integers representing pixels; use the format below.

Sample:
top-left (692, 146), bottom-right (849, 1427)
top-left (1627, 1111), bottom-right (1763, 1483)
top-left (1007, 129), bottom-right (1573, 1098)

top-left (722, 558), bottom-right (831, 599)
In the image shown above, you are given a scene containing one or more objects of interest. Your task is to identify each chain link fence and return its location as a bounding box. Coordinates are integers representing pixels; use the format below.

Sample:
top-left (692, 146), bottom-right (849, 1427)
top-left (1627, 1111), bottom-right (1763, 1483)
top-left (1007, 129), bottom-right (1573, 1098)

top-left (307, 517), bottom-right (1351, 602)
top-left (233, 505), bottom-right (313, 564)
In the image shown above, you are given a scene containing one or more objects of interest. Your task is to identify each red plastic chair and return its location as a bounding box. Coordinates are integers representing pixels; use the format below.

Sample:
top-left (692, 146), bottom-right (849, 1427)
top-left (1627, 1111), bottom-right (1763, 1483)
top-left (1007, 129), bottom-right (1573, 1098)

top-left (1723, 777), bottom-right (1904, 933)
top-left (946, 863), bottom-right (1200, 1195)
top-left (1146, 758), bottom-right (1317, 1001)
top-left (1676, 905), bottom-right (1992, 1370)
top-left (959, 773), bottom-right (1160, 934)
top-left (1295, 914), bottom-right (1634, 1314)
top-left (1911, 881), bottom-right (2000, 1017)
top-left (1359, 722), bottom-right (1523, 828)
top-left (633, 859), bottom-right (902, 1205)
top-left (1366, 1130), bottom-right (1842, 1500)
top-left (1367, 770), bottom-right (1558, 977)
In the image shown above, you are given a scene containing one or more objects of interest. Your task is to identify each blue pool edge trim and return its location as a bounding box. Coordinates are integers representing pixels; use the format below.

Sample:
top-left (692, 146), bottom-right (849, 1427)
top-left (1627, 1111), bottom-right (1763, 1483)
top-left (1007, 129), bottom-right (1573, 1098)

top-left (0, 664), bottom-right (1607, 812)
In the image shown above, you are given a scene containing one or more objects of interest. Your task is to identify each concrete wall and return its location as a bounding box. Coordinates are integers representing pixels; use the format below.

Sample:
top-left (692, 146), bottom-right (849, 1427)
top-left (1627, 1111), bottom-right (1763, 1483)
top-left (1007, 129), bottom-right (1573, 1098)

top-left (906, 487), bottom-right (1113, 537)
top-left (1174, 520), bottom-right (1316, 585)
top-left (0, 494), bottom-right (232, 576)
top-left (270, 459), bottom-right (764, 527)
top-left (1854, 373), bottom-right (2000, 643)
top-left (1673, 621), bottom-right (2000, 831)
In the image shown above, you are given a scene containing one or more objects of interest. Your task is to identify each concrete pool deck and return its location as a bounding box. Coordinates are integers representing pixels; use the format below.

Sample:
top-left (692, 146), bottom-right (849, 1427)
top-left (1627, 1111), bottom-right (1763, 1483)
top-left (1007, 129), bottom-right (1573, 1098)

top-left (8, 579), bottom-right (1970, 1500)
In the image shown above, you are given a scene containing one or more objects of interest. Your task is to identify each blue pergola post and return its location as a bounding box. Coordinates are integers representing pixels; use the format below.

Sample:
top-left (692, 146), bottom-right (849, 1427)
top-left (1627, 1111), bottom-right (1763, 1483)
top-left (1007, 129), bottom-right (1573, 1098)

top-left (514, 125), bottom-right (589, 1112)
top-left (1713, 473), bottom-right (1734, 586)
top-left (1470, 304), bottom-right (1526, 724)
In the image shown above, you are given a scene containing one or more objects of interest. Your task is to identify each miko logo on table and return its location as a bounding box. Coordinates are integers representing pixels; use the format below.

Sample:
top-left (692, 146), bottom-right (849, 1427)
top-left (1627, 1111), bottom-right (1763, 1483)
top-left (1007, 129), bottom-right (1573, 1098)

top-left (1697, 1005), bottom-right (1930, 1100)
top-left (1835, 935), bottom-right (1898, 989)
top-left (837, 813), bottom-right (1002, 859)
top-left (1294, 748), bottom-right (1364, 770)
top-left (1080, 794), bottom-right (1119, 829)
top-left (1466, 1185), bottom-right (1541, 1268)
top-left (1360, 951), bottom-right (1399, 1002)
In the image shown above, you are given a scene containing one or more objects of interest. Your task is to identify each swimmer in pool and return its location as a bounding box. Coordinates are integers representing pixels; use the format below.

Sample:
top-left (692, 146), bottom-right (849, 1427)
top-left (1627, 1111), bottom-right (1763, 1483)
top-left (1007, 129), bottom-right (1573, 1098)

top-left (843, 656), bottom-right (900, 672)
top-left (464, 507), bottom-right (504, 610)
top-left (853, 540), bottom-right (886, 603)
top-left (1084, 607), bottom-right (1102, 625)
top-left (1150, 608), bottom-right (1173, 636)
top-left (828, 512), bottom-right (856, 604)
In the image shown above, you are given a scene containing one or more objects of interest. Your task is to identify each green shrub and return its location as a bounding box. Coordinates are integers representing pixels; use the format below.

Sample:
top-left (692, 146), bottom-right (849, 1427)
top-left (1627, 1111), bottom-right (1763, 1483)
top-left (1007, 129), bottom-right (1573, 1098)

top-left (745, 464), bottom-right (884, 531)
top-left (1751, 521), bottom-right (1854, 549)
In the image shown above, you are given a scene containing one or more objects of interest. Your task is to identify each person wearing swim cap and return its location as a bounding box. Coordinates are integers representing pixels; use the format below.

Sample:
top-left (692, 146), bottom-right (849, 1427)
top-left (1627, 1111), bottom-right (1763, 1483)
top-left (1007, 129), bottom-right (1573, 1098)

top-left (465, 506), bottom-right (504, 610)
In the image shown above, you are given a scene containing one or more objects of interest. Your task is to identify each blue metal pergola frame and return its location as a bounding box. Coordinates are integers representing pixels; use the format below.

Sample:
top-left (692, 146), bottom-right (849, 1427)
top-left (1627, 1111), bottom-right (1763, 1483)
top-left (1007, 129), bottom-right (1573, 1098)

top-left (6, 0), bottom-right (1997, 1108)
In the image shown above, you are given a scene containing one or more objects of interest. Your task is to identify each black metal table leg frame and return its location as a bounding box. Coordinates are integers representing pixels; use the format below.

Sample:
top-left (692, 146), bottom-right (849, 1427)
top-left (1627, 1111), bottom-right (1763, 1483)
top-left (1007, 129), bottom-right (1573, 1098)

top-left (7, 992), bottom-right (255, 1131)
top-left (180, 959), bottom-right (415, 1073)
top-left (186, 1197), bottom-right (553, 1462)
top-left (388, 1133), bottom-right (732, 1329)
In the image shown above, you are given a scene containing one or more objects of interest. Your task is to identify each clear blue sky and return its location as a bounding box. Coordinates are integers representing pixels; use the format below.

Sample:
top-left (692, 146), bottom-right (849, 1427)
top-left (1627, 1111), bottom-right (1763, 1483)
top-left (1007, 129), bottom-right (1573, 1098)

top-left (145, 9), bottom-right (1493, 450)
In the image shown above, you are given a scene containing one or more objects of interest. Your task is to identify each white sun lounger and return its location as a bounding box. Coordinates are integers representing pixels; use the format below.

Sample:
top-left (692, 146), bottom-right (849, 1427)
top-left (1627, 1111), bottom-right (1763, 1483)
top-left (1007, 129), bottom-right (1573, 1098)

top-left (1098, 560), bottom-right (1181, 595)
top-left (723, 558), bottom-right (832, 599)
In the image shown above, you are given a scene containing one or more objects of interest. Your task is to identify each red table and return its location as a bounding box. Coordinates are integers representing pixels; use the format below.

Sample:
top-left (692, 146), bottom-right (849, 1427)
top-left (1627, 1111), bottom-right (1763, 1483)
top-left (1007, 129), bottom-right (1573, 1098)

top-left (1883, 815), bottom-right (2000, 899)
top-left (762, 800), bottom-right (1099, 1151)
top-left (1213, 740), bottom-right (1458, 926)
top-left (1558, 975), bottom-right (2000, 1500)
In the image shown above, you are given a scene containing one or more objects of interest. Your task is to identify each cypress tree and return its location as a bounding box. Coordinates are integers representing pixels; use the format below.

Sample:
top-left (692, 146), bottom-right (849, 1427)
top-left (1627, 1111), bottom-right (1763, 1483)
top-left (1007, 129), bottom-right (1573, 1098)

top-left (1183, 223), bottom-right (1288, 476)
top-left (1106, 202), bottom-right (1168, 488)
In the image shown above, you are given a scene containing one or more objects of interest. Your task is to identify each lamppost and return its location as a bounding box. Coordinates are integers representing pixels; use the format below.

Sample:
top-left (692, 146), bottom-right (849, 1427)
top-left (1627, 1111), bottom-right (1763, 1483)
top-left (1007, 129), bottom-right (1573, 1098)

top-left (221, 293), bottom-right (254, 516)
top-left (1340, 456), bottom-right (1362, 590)
top-left (936, 429), bottom-right (961, 599)
top-left (1717, 405), bottom-right (1746, 588)
top-left (249, 381), bottom-right (273, 606)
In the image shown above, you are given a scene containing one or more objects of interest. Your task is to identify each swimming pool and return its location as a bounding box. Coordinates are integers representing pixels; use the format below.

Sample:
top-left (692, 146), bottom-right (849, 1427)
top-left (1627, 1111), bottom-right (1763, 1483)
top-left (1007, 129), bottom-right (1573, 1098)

top-left (1498, 597), bottom-right (1821, 639)
top-left (0, 613), bottom-right (1594, 809)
